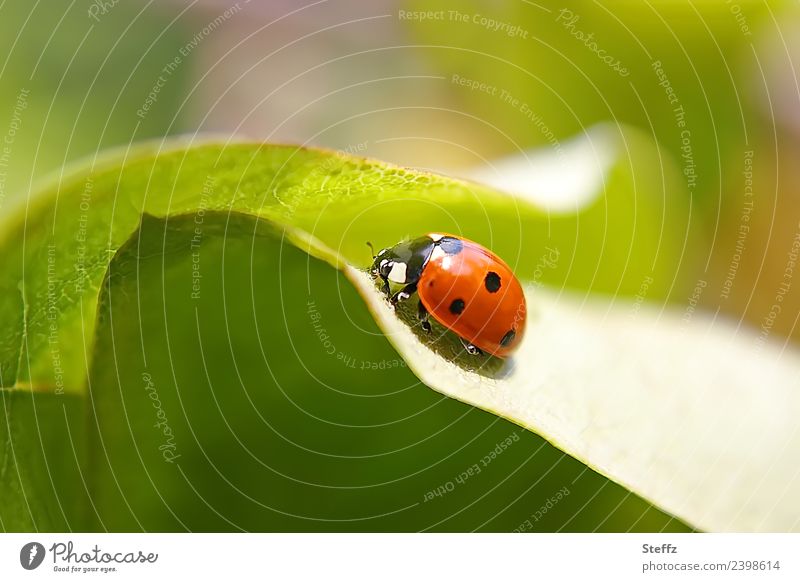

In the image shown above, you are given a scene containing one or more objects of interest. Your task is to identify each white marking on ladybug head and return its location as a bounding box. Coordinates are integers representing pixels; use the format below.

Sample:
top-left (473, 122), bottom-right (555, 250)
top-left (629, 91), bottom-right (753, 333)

top-left (428, 233), bottom-right (445, 242)
top-left (387, 262), bottom-right (408, 283)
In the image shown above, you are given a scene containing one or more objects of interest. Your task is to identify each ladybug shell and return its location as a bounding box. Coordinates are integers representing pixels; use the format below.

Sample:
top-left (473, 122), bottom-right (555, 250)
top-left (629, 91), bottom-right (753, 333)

top-left (417, 235), bottom-right (526, 358)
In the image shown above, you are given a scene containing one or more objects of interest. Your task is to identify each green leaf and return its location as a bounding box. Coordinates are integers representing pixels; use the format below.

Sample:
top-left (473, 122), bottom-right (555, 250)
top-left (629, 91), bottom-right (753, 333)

top-left (86, 212), bottom-right (685, 532)
top-left (1, 128), bottom-right (691, 393)
top-left (353, 271), bottom-right (800, 532)
top-left (0, 391), bottom-right (88, 531)
top-left (1, 134), bottom-right (700, 531)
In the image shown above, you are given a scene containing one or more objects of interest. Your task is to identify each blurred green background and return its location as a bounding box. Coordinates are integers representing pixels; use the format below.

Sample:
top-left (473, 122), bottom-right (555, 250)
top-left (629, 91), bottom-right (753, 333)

top-left (3, 0), bottom-right (800, 531)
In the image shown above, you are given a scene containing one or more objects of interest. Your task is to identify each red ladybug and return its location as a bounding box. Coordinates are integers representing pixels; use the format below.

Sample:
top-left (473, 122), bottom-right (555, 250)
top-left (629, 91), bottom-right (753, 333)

top-left (369, 233), bottom-right (526, 358)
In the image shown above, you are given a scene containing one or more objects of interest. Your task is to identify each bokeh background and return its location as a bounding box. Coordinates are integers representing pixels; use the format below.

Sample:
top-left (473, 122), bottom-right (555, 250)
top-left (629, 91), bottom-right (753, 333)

top-left (2, 0), bottom-right (799, 531)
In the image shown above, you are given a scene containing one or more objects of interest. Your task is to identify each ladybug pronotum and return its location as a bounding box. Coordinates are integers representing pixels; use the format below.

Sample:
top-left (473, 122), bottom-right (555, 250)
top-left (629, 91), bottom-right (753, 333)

top-left (369, 233), bottom-right (526, 358)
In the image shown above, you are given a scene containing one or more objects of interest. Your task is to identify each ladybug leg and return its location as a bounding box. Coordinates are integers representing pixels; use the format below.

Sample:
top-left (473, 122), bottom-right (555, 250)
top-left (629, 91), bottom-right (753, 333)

top-left (390, 282), bottom-right (417, 306)
top-left (379, 276), bottom-right (391, 298)
top-left (459, 337), bottom-right (483, 356)
top-left (417, 301), bottom-right (432, 333)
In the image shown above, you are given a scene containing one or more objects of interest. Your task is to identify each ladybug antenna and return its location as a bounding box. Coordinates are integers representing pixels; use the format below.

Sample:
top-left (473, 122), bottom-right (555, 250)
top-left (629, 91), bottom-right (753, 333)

top-left (366, 241), bottom-right (376, 259)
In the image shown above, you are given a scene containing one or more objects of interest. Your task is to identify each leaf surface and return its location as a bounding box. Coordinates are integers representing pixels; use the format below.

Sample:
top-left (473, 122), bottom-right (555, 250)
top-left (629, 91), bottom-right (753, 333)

top-left (2, 133), bottom-right (761, 531)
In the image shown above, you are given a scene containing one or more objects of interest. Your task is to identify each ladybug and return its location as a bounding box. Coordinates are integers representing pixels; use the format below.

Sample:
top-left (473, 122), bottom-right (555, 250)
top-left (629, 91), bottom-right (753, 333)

top-left (369, 233), bottom-right (526, 358)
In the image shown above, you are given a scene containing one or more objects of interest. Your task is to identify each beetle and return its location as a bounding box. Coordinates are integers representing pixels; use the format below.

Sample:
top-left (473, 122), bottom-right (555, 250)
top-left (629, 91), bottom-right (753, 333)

top-left (369, 233), bottom-right (526, 358)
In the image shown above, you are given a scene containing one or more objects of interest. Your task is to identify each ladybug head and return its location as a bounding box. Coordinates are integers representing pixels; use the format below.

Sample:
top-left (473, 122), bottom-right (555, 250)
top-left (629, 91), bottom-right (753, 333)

top-left (369, 245), bottom-right (402, 282)
top-left (368, 236), bottom-right (435, 286)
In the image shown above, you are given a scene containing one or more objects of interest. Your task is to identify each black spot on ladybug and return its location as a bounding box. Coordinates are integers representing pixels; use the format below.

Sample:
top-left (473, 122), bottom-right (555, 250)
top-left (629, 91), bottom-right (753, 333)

top-left (438, 237), bottom-right (463, 255)
top-left (449, 299), bottom-right (466, 315)
top-left (500, 329), bottom-right (516, 347)
top-left (484, 271), bottom-right (501, 293)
